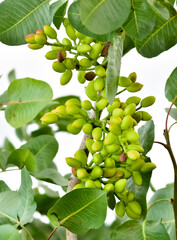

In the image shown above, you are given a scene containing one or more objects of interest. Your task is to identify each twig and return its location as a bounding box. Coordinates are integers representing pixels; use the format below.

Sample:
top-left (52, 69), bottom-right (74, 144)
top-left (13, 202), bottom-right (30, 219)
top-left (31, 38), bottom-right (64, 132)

top-left (48, 227), bottom-right (58, 240)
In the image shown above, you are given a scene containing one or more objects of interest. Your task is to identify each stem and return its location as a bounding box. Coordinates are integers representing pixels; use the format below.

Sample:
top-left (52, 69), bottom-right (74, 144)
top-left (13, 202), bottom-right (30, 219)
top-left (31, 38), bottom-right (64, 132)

top-left (48, 227), bottom-right (58, 240)
top-left (147, 198), bottom-right (172, 212)
top-left (169, 121), bottom-right (177, 133)
top-left (154, 141), bottom-right (167, 149)
top-left (21, 225), bottom-right (34, 240)
top-left (136, 106), bottom-right (142, 111)
top-left (116, 88), bottom-right (126, 96)
top-left (149, 182), bottom-right (156, 192)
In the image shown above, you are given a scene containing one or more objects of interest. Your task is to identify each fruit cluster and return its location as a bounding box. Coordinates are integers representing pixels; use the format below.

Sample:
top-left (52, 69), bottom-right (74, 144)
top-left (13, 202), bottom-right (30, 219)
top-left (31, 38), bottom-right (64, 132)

top-left (27, 20), bottom-right (156, 220)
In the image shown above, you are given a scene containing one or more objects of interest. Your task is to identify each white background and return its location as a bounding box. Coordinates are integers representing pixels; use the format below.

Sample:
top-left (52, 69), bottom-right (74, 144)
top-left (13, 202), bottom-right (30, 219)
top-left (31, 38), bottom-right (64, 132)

top-left (0, 11), bottom-right (177, 223)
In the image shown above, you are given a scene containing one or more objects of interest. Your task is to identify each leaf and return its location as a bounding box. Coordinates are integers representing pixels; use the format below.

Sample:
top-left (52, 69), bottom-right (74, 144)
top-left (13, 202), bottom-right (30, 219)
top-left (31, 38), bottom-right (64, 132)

top-left (0, 150), bottom-right (10, 171)
top-left (15, 126), bottom-right (29, 141)
top-left (0, 224), bottom-right (21, 240)
top-left (135, 13), bottom-right (177, 58)
top-left (138, 120), bottom-right (155, 155)
top-left (106, 33), bottom-right (124, 104)
top-left (127, 158), bottom-right (152, 219)
top-left (31, 126), bottom-right (53, 137)
top-left (50, 0), bottom-right (68, 29)
top-left (48, 188), bottom-right (107, 234)
top-left (147, 0), bottom-right (171, 20)
top-left (123, 34), bottom-right (135, 56)
top-left (4, 78), bottom-right (53, 128)
top-left (123, 0), bottom-right (156, 40)
top-left (7, 148), bottom-right (38, 173)
top-left (68, 1), bottom-right (116, 42)
top-left (165, 108), bottom-right (177, 121)
top-left (111, 220), bottom-right (170, 240)
top-left (35, 168), bottom-right (68, 186)
top-left (0, 191), bottom-right (21, 224)
top-left (147, 184), bottom-right (175, 240)
top-left (8, 69), bottom-right (16, 83)
top-left (165, 67), bottom-right (177, 104)
top-left (80, 0), bottom-right (131, 35)
top-left (18, 168), bottom-right (37, 225)
top-left (21, 135), bottom-right (58, 171)
top-left (0, 0), bottom-right (51, 45)
top-left (0, 181), bottom-right (10, 193)
top-left (3, 138), bottom-right (15, 152)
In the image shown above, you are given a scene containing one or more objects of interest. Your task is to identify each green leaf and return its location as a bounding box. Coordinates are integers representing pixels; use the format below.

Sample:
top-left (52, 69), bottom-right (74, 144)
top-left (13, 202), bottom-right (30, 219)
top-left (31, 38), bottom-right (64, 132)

top-left (123, 0), bottom-right (156, 40)
top-left (18, 168), bottom-right (37, 225)
top-left (127, 158), bottom-right (152, 219)
top-left (0, 181), bottom-right (10, 193)
top-left (165, 67), bottom-right (177, 104)
top-left (0, 0), bottom-right (51, 45)
top-left (35, 168), bottom-right (68, 186)
top-left (31, 126), bottom-right (53, 137)
top-left (0, 191), bottom-right (21, 224)
top-left (50, 0), bottom-right (68, 29)
top-left (123, 34), bottom-right (135, 55)
top-left (147, 0), bottom-right (171, 20)
top-left (68, 1), bottom-right (116, 42)
top-left (106, 33), bottom-right (124, 104)
top-left (80, 0), bottom-right (131, 35)
top-left (138, 120), bottom-right (155, 155)
top-left (21, 135), bottom-right (58, 171)
top-left (165, 108), bottom-right (177, 121)
top-left (7, 148), bottom-right (38, 173)
top-left (15, 126), bottom-right (29, 141)
top-left (0, 224), bottom-right (21, 240)
top-left (48, 188), bottom-right (107, 234)
top-left (147, 184), bottom-right (175, 240)
top-left (8, 69), bottom-right (16, 83)
top-left (135, 13), bottom-right (177, 58)
top-left (3, 138), bottom-right (15, 152)
top-left (4, 78), bottom-right (53, 128)
top-left (111, 220), bottom-right (170, 240)
top-left (0, 150), bottom-right (10, 171)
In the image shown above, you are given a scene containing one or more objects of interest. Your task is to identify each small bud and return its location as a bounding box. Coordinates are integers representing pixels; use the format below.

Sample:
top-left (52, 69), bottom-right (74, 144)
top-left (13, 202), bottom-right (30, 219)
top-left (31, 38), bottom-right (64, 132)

top-left (43, 25), bottom-right (57, 39)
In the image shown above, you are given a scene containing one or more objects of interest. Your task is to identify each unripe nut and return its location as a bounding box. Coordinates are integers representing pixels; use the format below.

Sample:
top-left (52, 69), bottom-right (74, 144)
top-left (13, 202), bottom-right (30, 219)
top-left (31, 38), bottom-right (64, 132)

top-left (43, 25), bottom-right (57, 39)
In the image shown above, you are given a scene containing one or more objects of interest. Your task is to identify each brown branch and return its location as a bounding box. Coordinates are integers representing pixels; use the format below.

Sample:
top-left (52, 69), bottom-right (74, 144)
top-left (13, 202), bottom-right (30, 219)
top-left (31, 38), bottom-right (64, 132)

top-left (48, 227), bottom-right (58, 240)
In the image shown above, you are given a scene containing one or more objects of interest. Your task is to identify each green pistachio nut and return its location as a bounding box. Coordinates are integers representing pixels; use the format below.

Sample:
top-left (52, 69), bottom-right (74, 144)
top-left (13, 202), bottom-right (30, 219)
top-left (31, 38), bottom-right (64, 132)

top-left (76, 31), bottom-right (85, 40)
top-left (128, 72), bottom-right (137, 82)
top-left (66, 105), bottom-right (80, 115)
top-left (85, 71), bottom-right (96, 81)
top-left (104, 132), bottom-right (117, 145)
top-left (109, 116), bottom-right (122, 126)
top-left (65, 98), bottom-right (81, 107)
top-left (112, 108), bottom-right (124, 117)
top-left (95, 66), bottom-right (106, 77)
top-left (45, 50), bottom-right (59, 60)
top-left (77, 44), bottom-right (92, 53)
top-left (72, 119), bottom-right (86, 129)
top-left (89, 43), bottom-right (103, 59)
top-left (60, 69), bottom-right (72, 85)
top-left (91, 140), bottom-right (103, 152)
top-left (90, 166), bottom-right (103, 179)
top-left (140, 162), bottom-right (156, 172)
top-left (84, 36), bottom-right (94, 45)
top-left (124, 103), bottom-right (136, 116)
top-left (28, 43), bottom-right (44, 50)
top-left (72, 167), bottom-right (77, 177)
top-left (53, 105), bottom-right (67, 117)
top-left (127, 82), bottom-right (143, 92)
top-left (103, 168), bottom-right (117, 178)
top-left (57, 49), bottom-right (66, 62)
top-left (141, 96), bottom-right (156, 107)
top-left (25, 34), bottom-right (36, 44)
top-left (40, 112), bottom-right (58, 125)
top-left (131, 159), bottom-right (145, 171)
top-left (126, 96), bottom-right (141, 106)
top-left (109, 124), bottom-right (121, 136)
top-left (63, 18), bottom-right (70, 28)
top-left (51, 44), bottom-right (63, 51)
top-left (85, 139), bottom-right (95, 154)
top-left (132, 112), bottom-right (142, 123)
top-left (43, 25), bottom-right (57, 39)
top-left (120, 102), bottom-right (127, 109)
top-left (115, 201), bottom-right (125, 218)
top-left (105, 157), bottom-right (115, 168)
top-left (81, 100), bottom-right (92, 110)
top-left (78, 71), bottom-right (86, 84)
top-left (106, 143), bottom-right (120, 154)
top-left (121, 115), bottom-right (134, 130)
top-left (118, 76), bottom-right (132, 87)
top-left (126, 201), bottom-right (142, 219)
top-left (79, 58), bottom-right (92, 68)
top-left (77, 168), bottom-right (89, 179)
top-left (96, 97), bottom-right (108, 111)
top-left (65, 157), bottom-right (81, 168)
top-left (107, 99), bottom-right (121, 112)
top-left (104, 183), bottom-right (114, 193)
top-left (62, 38), bottom-right (72, 47)
top-left (127, 144), bottom-right (144, 153)
top-left (66, 24), bottom-right (76, 41)
top-left (66, 124), bottom-right (81, 135)
top-left (127, 192), bottom-right (135, 202)
top-left (35, 33), bottom-right (47, 45)
top-left (127, 150), bottom-right (140, 161)
top-left (93, 153), bottom-right (103, 165)
top-left (125, 129), bottom-right (140, 142)
top-left (92, 127), bottom-right (102, 141)
top-left (100, 146), bottom-right (108, 156)
top-left (94, 77), bottom-right (105, 91)
top-left (115, 179), bottom-right (127, 193)
top-left (85, 179), bottom-right (96, 188)
top-left (73, 183), bottom-right (85, 190)
top-left (74, 149), bottom-right (87, 166)
top-left (132, 171), bottom-right (142, 185)
top-left (141, 111), bottom-right (152, 121)
top-left (82, 123), bottom-right (93, 134)
top-left (108, 169), bottom-right (124, 183)
top-left (52, 61), bottom-right (66, 73)
top-left (117, 167), bottom-right (131, 178)
top-left (63, 58), bottom-right (76, 70)
top-left (94, 180), bottom-right (102, 189)
top-left (85, 80), bottom-right (98, 101)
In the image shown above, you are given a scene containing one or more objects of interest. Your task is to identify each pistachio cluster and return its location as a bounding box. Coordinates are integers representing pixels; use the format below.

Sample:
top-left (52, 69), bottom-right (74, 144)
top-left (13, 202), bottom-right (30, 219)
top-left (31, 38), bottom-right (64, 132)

top-left (26, 20), bottom-right (156, 220)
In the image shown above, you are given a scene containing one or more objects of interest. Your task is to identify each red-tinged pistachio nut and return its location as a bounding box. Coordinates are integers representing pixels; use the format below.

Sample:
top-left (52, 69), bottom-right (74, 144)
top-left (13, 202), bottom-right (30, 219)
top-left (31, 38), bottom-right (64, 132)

top-left (25, 34), bottom-right (36, 44)
top-left (36, 29), bottom-right (45, 35)
top-left (120, 153), bottom-right (127, 162)
top-left (35, 33), bottom-right (47, 45)
top-left (43, 25), bottom-right (57, 39)
top-left (72, 168), bottom-right (77, 177)
top-left (77, 168), bottom-right (89, 179)
top-left (57, 49), bottom-right (66, 62)
top-left (101, 42), bottom-right (111, 57)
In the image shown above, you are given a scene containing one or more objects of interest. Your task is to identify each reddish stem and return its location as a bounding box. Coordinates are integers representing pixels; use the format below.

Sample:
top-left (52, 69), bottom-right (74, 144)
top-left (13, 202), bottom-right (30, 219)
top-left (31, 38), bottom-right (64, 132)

top-left (48, 227), bottom-right (58, 240)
